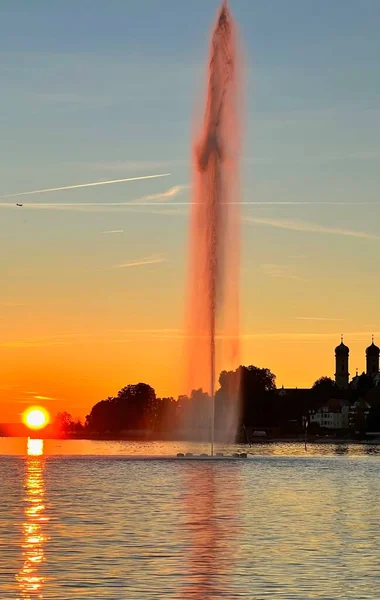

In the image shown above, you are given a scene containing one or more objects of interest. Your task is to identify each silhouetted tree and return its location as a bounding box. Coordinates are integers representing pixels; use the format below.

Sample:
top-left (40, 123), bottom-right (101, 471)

top-left (117, 383), bottom-right (156, 430)
top-left (85, 397), bottom-right (116, 432)
top-left (154, 397), bottom-right (178, 433)
top-left (367, 397), bottom-right (380, 432)
top-left (54, 412), bottom-right (83, 436)
top-left (355, 373), bottom-right (374, 397)
top-left (217, 365), bottom-right (277, 428)
top-left (277, 389), bottom-right (312, 431)
top-left (85, 383), bottom-right (156, 433)
top-left (312, 376), bottom-right (336, 396)
top-left (352, 397), bottom-right (368, 434)
top-left (177, 389), bottom-right (211, 437)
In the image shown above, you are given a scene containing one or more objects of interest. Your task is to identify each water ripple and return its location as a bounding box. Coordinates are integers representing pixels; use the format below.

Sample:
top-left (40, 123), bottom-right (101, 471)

top-left (0, 440), bottom-right (379, 599)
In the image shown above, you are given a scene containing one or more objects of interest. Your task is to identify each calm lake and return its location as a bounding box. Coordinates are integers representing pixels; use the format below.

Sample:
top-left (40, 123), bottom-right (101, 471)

top-left (1, 439), bottom-right (379, 599)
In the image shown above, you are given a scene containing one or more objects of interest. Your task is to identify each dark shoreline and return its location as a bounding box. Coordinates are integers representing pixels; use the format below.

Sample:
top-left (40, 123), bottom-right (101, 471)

top-left (2, 434), bottom-right (380, 444)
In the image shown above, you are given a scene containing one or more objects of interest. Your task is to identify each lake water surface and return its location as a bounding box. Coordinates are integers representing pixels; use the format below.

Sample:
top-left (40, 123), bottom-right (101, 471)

top-left (1, 439), bottom-right (379, 599)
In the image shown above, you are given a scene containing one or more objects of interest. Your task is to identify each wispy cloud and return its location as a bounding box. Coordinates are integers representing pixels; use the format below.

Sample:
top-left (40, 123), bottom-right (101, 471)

top-left (101, 230), bottom-right (124, 234)
top-left (0, 328), bottom-right (181, 348)
top-left (0, 173), bottom-right (171, 200)
top-left (89, 152), bottom-right (380, 173)
top-left (244, 151), bottom-right (380, 166)
top-left (296, 317), bottom-right (345, 322)
top-left (260, 263), bottom-right (307, 282)
top-left (3, 192), bottom-right (377, 212)
top-left (0, 301), bottom-right (26, 307)
top-left (0, 332), bottom-right (91, 348)
top-left (108, 255), bottom-right (166, 270)
top-left (0, 183), bottom-right (186, 213)
top-left (2, 328), bottom-right (379, 348)
top-left (238, 331), bottom-right (380, 342)
top-left (119, 205), bottom-right (188, 217)
top-left (240, 201), bottom-right (380, 205)
top-left (245, 216), bottom-right (380, 240)
top-left (128, 184), bottom-right (187, 205)
top-left (9, 391), bottom-right (58, 405)
top-left (0, 340), bottom-right (67, 348)
top-left (118, 328), bottom-right (183, 336)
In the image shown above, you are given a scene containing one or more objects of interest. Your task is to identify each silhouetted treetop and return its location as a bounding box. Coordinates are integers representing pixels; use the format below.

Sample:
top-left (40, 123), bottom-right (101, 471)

top-left (312, 376), bottom-right (336, 394)
top-left (219, 365), bottom-right (276, 393)
top-left (86, 384), bottom-right (156, 433)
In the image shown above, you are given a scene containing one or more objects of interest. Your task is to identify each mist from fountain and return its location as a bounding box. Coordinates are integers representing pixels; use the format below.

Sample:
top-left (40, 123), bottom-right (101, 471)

top-left (185, 1), bottom-right (242, 448)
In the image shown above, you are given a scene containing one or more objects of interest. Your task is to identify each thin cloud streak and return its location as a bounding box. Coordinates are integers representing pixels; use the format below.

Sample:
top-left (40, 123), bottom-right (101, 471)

top-left (90, 152), bottom-right (380, 172)
top-left (2, 199), bottom-right (379, 211)
top-left (240, 201), bottom-right (380, 205)
top-left (101, 230), bottom-right (124, 234)
top-left (128, 184), bottom-right (187, 205)
top-left (109, 255), bottom-right (166, 270)
top-left (260, 263), bottom-right (307, 282)
top-left (296, 317), bottom-right (345, 322)
top-left (0, 183), bottom-right (186, 212)
top-left (245, 216), bottom-right (380, 240)
top-left (0, 173), bottom-right (171, 199)
top-left (3, 329), bottom-right (379, 348)
top-left (238, 331), bottom-right (380, 342)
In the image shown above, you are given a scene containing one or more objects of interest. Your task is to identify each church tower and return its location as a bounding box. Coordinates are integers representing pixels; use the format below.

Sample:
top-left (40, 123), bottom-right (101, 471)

top-left (366, 336), bottom-right (379, 377)
top-left (335, 336), bottom-right (349, 389)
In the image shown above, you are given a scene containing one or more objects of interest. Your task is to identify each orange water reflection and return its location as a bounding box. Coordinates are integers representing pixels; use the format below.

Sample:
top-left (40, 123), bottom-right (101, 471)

top-left (16, 439), bottom-right (48, 598)
top-left (181, 465), bottom-right (241, 599)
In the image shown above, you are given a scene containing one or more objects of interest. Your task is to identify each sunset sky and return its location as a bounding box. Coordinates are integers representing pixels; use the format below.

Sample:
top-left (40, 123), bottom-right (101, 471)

top-left (2, 0), bottom-right (380, 421)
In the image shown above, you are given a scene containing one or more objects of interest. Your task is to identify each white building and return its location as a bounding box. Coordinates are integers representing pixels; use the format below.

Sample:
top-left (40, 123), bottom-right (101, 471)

top-left (309, 404), bottom-right (349, 430)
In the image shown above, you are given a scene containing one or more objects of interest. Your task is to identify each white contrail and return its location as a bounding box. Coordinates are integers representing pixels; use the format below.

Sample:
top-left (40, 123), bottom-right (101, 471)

top-left (110, 255), bottom-right (166, 269)
top-left (244, 216), bottom-right (380, 240)
top-left (0, 173), bottom-right (171, 199)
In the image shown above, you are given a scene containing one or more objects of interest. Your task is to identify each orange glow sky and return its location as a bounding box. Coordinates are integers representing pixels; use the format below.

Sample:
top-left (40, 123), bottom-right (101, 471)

top-left (2, 1), bottom-right (380, 421)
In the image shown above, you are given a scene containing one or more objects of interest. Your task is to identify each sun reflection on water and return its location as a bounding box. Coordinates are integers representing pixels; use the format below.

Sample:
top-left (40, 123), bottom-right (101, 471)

top-left (16, 439), bottom-right (48, 598)
top-left (27, 439), bottom-right (44, 457)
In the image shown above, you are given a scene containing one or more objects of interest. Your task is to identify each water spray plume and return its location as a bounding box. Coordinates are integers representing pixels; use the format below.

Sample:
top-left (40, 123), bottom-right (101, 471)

top-left (185, 1), bottom-right (242, 449)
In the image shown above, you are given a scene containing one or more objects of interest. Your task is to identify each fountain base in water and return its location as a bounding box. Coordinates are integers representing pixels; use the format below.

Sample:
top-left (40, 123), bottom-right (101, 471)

top-left (176, 452), bottom-right (247, 459)
top-left (99, 454), bottom-right (249, 461)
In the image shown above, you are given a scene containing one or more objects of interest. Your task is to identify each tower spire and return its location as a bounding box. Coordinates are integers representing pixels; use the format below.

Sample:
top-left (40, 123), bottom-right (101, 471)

top-left (335, 336), bottom-right (349, 389)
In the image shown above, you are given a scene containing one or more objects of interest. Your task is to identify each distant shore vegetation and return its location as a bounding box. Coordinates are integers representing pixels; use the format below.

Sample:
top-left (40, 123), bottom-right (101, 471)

top-left (3, 365), bottom-right (380, 440)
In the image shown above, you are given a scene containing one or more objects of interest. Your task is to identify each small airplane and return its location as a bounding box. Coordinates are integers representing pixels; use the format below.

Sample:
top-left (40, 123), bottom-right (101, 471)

top-left (16, 203), bottom-right (23, 207)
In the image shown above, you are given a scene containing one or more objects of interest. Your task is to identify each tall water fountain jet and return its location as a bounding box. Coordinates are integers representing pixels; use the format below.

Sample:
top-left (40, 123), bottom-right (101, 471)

top-left (186, 1), bottom-right (242, 452)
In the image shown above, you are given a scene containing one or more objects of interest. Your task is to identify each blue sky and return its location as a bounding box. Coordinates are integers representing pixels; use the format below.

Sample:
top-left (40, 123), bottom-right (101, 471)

top-left (1, 0), bottom-right (380, 416)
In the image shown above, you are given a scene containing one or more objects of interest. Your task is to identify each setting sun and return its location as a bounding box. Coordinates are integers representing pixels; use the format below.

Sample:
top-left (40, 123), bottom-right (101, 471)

top-left (22, 407), bottom-right (50, 431)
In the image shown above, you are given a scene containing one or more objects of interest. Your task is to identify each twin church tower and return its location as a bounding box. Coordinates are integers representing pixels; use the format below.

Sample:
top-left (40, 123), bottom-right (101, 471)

top-left (335, 336), bottom-right (379, 389)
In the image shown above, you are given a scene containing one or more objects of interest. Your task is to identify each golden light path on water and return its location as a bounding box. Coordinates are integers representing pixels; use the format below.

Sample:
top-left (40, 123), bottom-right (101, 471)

top-left (0, 438), bottom-right (378, 598)
top-left (16, 438), bottom-right (47, 598)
